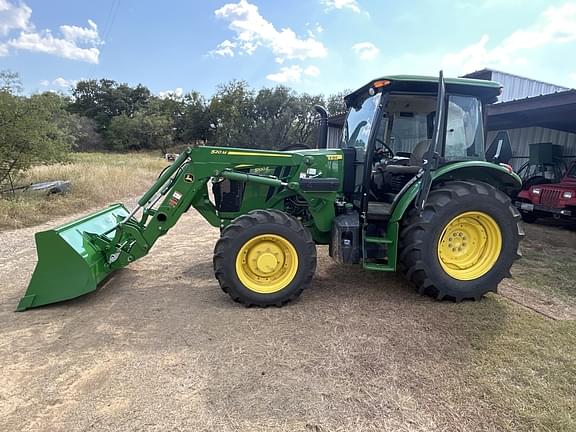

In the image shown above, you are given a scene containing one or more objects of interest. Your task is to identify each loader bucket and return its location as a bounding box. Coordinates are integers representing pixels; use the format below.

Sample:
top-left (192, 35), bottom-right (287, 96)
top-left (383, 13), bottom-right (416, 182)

top-left (17, 204), bottom-right (129, 311)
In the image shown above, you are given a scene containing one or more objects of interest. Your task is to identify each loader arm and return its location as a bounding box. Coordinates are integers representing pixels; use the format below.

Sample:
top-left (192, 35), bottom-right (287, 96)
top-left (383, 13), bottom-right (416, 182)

top-left (103, 147), bottom-right (306, 269)
top-left (18, 146), bottom-right (343, 310)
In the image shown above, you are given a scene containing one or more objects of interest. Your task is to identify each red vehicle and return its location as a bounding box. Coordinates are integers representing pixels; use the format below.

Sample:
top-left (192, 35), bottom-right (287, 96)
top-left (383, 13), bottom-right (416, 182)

top-left (516, 161), bottom-right (576, 223)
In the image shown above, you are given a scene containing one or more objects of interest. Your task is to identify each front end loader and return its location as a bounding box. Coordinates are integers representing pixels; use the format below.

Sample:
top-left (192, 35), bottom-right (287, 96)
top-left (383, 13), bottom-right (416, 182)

top-left (18, 72), bottom-right (524, 311)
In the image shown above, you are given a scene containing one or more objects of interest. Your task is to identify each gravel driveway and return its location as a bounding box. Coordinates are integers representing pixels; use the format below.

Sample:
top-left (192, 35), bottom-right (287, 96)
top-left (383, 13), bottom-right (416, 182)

top-left (0, 206), bottom-right (550, 432)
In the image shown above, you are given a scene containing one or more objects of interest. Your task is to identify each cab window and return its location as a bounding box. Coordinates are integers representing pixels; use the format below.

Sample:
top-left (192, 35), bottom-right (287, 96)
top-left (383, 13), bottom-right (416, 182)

top-left (444, 95), bottom-right (484, 160)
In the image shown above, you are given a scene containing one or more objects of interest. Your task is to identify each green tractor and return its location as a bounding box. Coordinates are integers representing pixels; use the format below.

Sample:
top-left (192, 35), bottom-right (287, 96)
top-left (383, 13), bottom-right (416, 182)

top-left (18, 72), bottom-right (524, 311)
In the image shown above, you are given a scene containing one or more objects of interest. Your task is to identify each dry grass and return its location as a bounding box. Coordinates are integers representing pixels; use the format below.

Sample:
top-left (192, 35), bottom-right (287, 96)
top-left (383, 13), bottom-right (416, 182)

top-left (459, 296), bottom-right (576, 432)
top-left (0, 152), bottom-right (167, 231)
top-left (512, 221), bottom-right (576, 304)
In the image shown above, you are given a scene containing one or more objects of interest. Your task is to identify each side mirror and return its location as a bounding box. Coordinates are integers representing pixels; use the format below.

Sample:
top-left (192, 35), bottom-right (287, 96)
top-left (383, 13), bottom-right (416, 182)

top-left (486, 131), bottom-right (513, 164)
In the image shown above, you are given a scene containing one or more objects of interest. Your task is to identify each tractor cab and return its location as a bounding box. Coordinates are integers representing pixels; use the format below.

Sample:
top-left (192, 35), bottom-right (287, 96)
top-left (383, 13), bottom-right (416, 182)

top-left (340, 75), bottom-right (502, 222)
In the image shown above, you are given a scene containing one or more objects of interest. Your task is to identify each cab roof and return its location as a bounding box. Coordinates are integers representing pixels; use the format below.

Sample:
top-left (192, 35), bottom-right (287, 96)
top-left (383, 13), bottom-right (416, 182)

top-left (345, 75), bottom-right (502, 107)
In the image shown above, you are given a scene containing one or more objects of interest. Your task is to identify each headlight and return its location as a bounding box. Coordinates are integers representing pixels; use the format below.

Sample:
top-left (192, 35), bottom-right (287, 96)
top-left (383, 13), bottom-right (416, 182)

top-left (562, 191), bottom-right (573, 199)
top-left (532, 187), bottom-right (541, 195)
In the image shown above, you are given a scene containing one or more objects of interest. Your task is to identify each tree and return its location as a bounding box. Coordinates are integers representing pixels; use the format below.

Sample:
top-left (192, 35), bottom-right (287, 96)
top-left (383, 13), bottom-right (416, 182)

top-left (0, 87), bottom-right (75, 192)
top-left (178, 91), bottom-right (211, 145)
top-left (325, 90), bottom-right (349, 116)
top-left (287, 93), bottom-right (325, 147)
top-left (69, 116), bottom-right (104, 151)
top-left (0, 70), bottom-right (23, 94)
top-left (107, 111), bottom-right (173, 154)
top-left (69, 79), bottom-right (152, 132)
top-left (208, 80), bottom-right (256, 147)
top-left (252, 86), bottom-right (298, 148)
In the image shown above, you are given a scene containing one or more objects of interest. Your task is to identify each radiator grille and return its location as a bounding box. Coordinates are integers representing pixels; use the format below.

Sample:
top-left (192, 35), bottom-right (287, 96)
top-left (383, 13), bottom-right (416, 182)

top-left (540, 188), bottom-right (561, 207)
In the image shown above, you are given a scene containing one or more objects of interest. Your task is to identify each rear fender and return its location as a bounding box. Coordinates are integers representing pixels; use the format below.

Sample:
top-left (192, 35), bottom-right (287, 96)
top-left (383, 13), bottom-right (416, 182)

top-left (390, 161), bottom-right (522, 224)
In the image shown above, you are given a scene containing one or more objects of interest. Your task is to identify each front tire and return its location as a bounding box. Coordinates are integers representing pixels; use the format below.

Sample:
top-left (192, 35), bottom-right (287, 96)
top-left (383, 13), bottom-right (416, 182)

top-left (399, 181), bottom-right (524, 301)
top-left (213, 209), bottom-right (316, 307)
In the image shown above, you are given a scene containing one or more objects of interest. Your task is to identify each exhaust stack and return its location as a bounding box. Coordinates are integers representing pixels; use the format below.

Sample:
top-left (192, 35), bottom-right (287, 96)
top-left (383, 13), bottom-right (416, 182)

top-left (314, 105), bottom-right (329, 149)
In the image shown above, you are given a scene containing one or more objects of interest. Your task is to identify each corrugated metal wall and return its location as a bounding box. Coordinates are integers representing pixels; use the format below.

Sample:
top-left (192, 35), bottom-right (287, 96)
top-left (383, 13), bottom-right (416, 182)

top-left (487, 126), bottom-right (576, 171)
top-left (491, 71), bottom-right (569, 103)
top-left (327, 126), bottom-right (341, 148)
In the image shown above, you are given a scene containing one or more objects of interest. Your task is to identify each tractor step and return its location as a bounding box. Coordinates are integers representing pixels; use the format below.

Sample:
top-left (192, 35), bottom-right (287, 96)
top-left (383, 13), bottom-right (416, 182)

top-left (363, 261), bottom-right (395, 272)
top-left (364, 236), bottom-right (392, 244)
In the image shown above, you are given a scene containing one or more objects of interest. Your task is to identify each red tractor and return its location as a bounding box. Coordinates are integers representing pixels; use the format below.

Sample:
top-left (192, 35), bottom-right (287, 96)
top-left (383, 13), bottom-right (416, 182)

top-left (516, 161), bottom-right (576, 223)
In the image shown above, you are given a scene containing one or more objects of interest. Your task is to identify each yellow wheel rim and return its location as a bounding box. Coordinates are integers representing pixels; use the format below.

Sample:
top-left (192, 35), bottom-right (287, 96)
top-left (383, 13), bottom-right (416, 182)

top-left (437, 211), bottom-right (502, 281)
top-left (235, 234), bottom-right (299, 294)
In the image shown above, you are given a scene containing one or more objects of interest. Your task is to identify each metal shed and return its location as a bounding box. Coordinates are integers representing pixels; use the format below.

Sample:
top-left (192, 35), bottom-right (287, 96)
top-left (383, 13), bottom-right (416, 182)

top-left (464, 69), bottom-right (576, 170)
top-left (464, 68), bottom-right (569, 103)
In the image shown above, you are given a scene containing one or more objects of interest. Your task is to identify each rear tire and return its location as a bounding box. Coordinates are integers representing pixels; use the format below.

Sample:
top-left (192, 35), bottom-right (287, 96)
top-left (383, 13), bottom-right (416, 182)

top-left (213, 209), bottom-right (316, 307)
top-left (399, 181), bottom-right (524, 301)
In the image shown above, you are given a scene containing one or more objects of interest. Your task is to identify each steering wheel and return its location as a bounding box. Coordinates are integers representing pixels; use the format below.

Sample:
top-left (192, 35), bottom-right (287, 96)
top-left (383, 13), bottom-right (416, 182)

top-left (374, 138), bottom-right (394, 161)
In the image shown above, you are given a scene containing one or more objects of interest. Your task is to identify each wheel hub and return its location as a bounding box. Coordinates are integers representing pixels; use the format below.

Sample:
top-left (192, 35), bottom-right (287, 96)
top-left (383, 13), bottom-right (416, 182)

top-left (256, 252), bottom-right (279, 274)
top-left (236, 234), bottom-right (298, 293)
top-left (437, 211), bottom-right (502, 281)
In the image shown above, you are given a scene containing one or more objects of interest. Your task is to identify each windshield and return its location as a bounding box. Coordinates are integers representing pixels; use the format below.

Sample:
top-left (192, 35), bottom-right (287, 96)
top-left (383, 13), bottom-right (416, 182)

top-left (341, 93), bottom-right (381, 150)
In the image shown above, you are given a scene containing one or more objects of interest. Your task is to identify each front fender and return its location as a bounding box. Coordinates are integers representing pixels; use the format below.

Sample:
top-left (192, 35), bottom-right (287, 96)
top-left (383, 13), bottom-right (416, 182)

top-left (390, 161), bottom-right (521, 223)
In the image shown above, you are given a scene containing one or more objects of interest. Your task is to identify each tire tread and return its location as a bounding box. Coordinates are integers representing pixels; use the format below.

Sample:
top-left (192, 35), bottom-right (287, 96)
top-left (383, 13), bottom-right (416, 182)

top-left (399, 180), bottom-right (523, 302)
top-left (213, 209), bottom-right (316, 307)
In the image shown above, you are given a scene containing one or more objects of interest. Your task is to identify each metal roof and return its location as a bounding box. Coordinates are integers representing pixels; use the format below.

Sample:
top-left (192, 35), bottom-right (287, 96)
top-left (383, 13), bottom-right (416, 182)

top-left (345, 74), bottom-right (502, 107)
top-left (487, 89), bottom-right (576, 133)
top-left (463, 68), bottom-right (570, 103)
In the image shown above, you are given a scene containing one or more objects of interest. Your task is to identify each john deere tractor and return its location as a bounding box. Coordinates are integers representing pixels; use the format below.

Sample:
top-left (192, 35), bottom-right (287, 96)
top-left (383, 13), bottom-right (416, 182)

top-left (18, 72), bottom-right (524, 311)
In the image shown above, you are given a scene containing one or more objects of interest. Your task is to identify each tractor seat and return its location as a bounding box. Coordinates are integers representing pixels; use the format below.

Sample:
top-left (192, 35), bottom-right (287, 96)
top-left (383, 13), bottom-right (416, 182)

top-left (382, 139), bottom-right (430, 175)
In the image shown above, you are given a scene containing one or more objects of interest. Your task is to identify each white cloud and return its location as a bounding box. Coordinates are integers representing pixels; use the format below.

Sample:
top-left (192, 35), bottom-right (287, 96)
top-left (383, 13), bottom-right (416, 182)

top-left (60, 19), bottom-right (99, 44)
top-left (159, 87), bottom-right (184, 99)
top-left (213, 0), bottom-right (327, 63)
top-left (52, 77), bottom-right (78, 88)
top-left (443, 2), bottom-right (576, 74)
top-left (266, 65), bottom-right (304, 83)
top-left (456, 0), bottom-right (526, 9)
top-left (322, 0), bottom-right (362, 14)
top-left (39, 77), bottom-right (79, 91)
top-left (266, 65), bottom-right (320, 83)
top-left (41, 77), bottom-right (77, 87)
top-left (53, 77), bottom-right (71, 87)
top-left (305, 21), bottom-right (324, 38)
top-left (210, 39), bottom-right (236, 57)
top-left (0, 0), bottom-right (32, 36)
top-left (9, 27), bottom-right (101, 63)
top-left (0, 1), bottom-right (102, 63)
top-left (304, 65), bottom-right (320, 77)
top-left (352, 41), bottom-right (379, 60)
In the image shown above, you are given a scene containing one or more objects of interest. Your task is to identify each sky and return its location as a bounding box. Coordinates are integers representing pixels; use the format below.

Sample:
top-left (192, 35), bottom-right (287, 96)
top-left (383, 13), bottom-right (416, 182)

top-left (1, 0), bottom-right (576, 97)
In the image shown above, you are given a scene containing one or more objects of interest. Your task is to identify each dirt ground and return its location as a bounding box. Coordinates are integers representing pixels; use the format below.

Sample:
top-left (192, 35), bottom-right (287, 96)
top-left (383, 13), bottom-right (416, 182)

top-left (0, 209), bottom-right (574, 432)
top-left (499, 221), bottom-right (576, 320)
